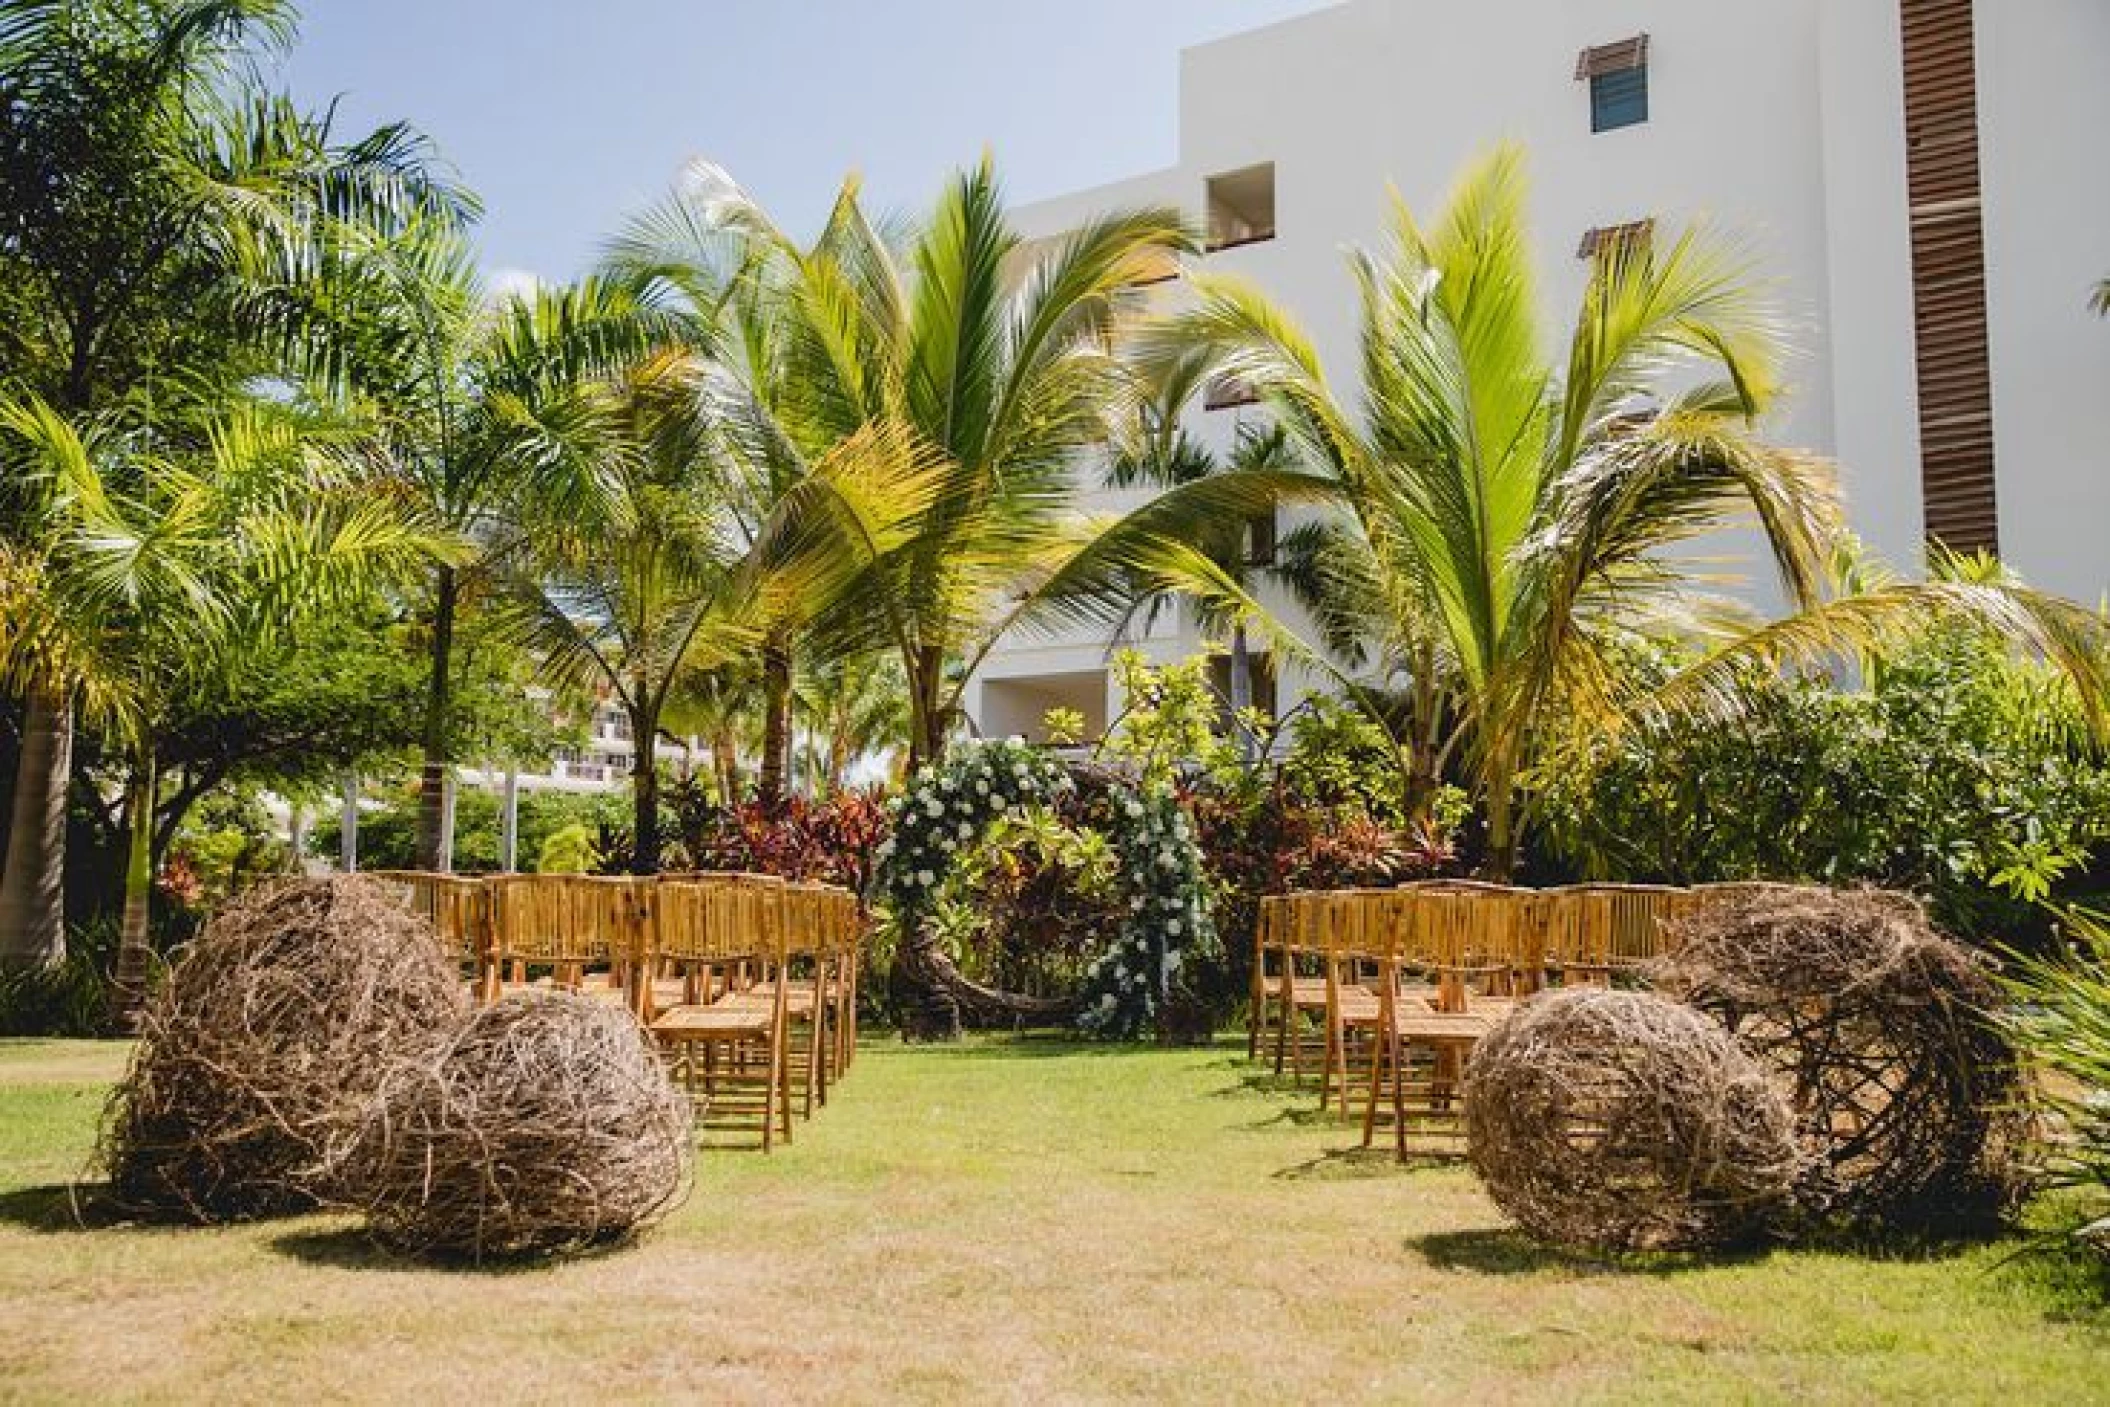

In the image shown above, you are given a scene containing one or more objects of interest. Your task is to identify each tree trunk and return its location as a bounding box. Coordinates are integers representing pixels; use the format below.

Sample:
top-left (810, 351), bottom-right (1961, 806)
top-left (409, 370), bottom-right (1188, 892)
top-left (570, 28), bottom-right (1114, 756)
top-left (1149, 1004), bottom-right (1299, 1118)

top-left (499, 769), bottom-right (520, 872)
top-left (1404, 640), bottom-right (1442, 826)
top-left (907, 644), bottom-right (948, 770)
top-left (757, 635), bottom-right (792, 807)
top-left (1481, 746), bottom-right (1520, 880)
top-left (0, 682), bottom-right (73, 967)
top-left (414, 565), bottom-right (458, 870)
top-left (711, 733), bottom-right (739, 807)
top-left (630, 709), bottom-right (660, 875)
top-left (110, 748), bottom-right (157, 1028)
top-left (339, 773), bottom-right (360, 873)
top-left (892, 916), bottom-right (1078, 1042)
top-left (1229, 622), bottom-right (1256, 762)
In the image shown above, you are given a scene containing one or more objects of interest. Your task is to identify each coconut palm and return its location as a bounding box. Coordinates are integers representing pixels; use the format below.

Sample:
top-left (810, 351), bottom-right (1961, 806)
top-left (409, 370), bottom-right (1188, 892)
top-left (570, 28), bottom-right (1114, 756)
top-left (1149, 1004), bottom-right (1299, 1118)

top-left (1142, 147), bottom-right (1847, 872)
top-left (797, 649), bottom-right (910, 794)
top-left (304, 221), bottom-right (669, 871)
top-left (1151, 145), bottom-right (2108, 874)
top-left (509, 339), bottom-right (936, 871)
top-left (0, 394), bottom-right (445, 1018)
top-left (0, 0), bottom-right (464, 963)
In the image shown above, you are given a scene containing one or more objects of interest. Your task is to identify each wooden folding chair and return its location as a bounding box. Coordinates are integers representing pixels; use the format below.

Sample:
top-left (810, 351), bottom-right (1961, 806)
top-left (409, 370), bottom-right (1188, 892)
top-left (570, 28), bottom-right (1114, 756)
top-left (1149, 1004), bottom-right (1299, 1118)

top-left (367, 871), bottom-right (490, 990)
top-left (646, 881), bottom-right (793, 1150)
top-left (1272, 892), bottom-right (1333, 1082)
top-left (1320, 890), bottom-right (1388, 1119)
top-left (1556, 883), bottom-right (1689, 986)
top-left (1363, 888), bottom-right (1500, 1157)
top-left (483, 875), bottom-right (625, 1003)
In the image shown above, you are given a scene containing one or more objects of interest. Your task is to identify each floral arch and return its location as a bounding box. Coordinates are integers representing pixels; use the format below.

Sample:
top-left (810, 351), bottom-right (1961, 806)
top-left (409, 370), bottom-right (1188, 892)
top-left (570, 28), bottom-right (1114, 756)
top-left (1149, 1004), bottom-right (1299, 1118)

top-left (876, 740), bottom-right (1215, 1041)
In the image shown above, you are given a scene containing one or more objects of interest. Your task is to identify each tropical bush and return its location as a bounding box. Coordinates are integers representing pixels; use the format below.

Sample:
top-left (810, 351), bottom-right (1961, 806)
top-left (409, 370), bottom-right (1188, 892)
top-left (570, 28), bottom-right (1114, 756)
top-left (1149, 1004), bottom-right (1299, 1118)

top-left (2004, 911), bottom-right (2110, 1255)
top-left (1534, 626), bottom-right (2110, 943)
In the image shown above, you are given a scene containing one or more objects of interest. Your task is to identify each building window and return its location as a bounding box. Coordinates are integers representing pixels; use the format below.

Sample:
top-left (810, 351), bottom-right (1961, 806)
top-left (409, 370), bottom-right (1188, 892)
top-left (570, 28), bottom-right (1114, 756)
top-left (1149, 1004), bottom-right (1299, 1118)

top-left (1577, 35), bottom-right (1649, 133)
top-left (1244, 511), bottom-right (1277, 567)
top-left (1203, 374), bottom-right (1259, 411)
top-left (1205, 163), bottom-right (1276, 251)
top-left (1577, 218), bottom-right (1655, 271)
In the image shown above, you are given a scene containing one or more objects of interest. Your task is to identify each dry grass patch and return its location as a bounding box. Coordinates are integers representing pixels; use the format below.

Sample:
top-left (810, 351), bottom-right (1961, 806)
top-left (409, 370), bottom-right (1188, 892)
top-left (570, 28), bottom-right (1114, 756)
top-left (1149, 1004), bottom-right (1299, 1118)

top-left (0, 1035), bottom-right (2104, 1404)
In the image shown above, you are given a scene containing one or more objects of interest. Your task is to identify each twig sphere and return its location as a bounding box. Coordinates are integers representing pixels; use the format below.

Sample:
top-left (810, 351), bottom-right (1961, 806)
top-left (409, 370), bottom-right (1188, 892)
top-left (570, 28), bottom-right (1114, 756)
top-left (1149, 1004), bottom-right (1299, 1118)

top-left (346, 990), bottom-right (693, 1262)
top-left (1655, 886), bottom-right (2027, 1234)
top-left (100, 877), bottom-right (469, 1221)
top-left (1465, 989), bottom-right (1802, 1252)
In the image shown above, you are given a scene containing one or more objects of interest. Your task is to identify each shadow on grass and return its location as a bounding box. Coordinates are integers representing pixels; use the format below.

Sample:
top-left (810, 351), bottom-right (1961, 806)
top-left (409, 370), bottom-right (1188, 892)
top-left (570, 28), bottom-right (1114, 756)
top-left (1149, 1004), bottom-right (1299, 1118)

top-left (271, 1224), bottom-right (635, 1275)
top-left (1412, 1227), bottom-right (1772, 1277)
top-left (907, 1033), bottom-right (1212, 1060)
top-left (0, 1182), bottom-right (120, 1233)
top-left (1272, 1145), bottom-right (1455, 1182)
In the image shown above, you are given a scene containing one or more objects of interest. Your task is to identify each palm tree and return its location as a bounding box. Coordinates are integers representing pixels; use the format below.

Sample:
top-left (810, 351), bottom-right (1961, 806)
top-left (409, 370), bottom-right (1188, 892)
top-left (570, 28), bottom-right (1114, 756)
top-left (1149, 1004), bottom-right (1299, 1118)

top-left (0, 0), bottom-right (463, 963)
top-left (0, 394), bottom-right (443, 1018)
top-left (307, 223), bottom-right (659, 871)
top-left (1143, 147), bottom-right (1854, 873)
top-left (511, 339), bottom-right (934, 871)
top-left (1151, 145), bottom-right (2108, 874)
top-left (797, 649), bottom-right (910, 794)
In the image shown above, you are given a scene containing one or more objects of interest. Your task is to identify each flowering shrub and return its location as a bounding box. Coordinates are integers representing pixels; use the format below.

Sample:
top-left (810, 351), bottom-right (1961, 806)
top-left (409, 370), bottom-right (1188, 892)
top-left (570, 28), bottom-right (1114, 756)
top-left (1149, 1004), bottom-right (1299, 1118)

top-left (1077, 781), bottom-right (1218, 1039)
top-left (876, 740), bottom-right (1214, 1040)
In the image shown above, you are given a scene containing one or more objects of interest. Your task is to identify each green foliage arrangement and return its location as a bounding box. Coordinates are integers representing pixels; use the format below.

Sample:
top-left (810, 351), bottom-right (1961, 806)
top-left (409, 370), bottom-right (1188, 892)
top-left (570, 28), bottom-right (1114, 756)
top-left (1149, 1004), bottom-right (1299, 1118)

top-left (2003, 910), bottom-right (2110, 1254)
top-left (1534, 626), bottom-right (2110, 942)
top-left (535, 823), bottom-right (600, 876)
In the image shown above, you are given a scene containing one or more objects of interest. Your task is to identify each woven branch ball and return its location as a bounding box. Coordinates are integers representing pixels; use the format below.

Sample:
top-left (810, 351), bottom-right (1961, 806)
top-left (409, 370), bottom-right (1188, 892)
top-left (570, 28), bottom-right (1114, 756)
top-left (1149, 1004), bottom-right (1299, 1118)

top-left (1465, 989), bottom-right (1801, 1252)
top-left (100, 877), bottom-right (469, 1221)
top-left (1655, 886), bottom-right (2026, 1234)
top-left (346, 990), bottom-right (693, 1262)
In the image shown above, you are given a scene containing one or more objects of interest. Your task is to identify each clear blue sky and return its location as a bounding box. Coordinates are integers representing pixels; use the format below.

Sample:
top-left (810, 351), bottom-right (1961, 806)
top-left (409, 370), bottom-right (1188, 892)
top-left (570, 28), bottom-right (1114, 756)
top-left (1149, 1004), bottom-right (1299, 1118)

top-left (278, 1), bottom-right (1333, 284)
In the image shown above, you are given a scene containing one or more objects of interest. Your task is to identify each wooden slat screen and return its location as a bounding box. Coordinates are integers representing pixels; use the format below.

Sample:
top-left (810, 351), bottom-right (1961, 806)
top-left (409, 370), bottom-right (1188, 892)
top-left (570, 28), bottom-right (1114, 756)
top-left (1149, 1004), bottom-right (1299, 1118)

top-left (1901, 0), bottom-right (1998, 554)
top-left (1575, 35), bottom-right (1649, 81)
top-left (1576, 219), bottom-right (1654, 260)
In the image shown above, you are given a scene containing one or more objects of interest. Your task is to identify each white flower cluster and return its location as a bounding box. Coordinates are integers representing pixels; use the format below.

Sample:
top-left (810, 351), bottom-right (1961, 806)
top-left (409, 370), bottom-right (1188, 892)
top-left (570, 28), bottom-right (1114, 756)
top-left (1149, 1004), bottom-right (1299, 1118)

top-left (1076, 782), bottom-right (1212, 1040)
top-left (877, 741), bottom-right (1068, 907)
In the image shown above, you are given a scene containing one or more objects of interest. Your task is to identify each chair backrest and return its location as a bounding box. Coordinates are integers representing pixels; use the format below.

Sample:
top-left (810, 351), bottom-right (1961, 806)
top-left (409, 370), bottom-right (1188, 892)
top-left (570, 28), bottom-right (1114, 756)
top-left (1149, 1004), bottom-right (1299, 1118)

top-left (486, 875), bottom-right (611, 965)
top-left (365, 870), bottom-right (486, 965)
top-left (1560, 882), bottom-right (1689, 965)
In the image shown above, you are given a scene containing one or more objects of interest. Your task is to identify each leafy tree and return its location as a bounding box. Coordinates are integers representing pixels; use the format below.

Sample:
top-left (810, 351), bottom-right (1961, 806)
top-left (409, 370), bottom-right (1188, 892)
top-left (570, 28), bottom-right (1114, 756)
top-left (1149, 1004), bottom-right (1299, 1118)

top-left (0, 0), bottom-right (461, 964)
top-left (0, 395), bottom-right (441, 1018)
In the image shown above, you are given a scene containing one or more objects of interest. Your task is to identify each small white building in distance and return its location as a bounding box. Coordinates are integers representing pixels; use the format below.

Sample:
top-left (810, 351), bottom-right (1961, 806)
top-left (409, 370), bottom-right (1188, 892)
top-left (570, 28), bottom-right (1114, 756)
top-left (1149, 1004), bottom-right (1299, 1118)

top-left (966, 0), bottom-right (2110, 748)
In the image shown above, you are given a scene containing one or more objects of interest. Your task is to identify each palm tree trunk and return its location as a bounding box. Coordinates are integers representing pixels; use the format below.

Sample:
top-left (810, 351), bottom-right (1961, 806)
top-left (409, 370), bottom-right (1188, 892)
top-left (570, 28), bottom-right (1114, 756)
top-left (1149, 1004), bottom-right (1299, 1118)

top-left (414, 565), bottom-right (458, 871)
top-left (110, 746), bottom-right (157, 1028)
top-left (0, 681), bottom-right (73, 967)
top-left (1229, 623), bottom-right (1255, 761)
top-left (711, 732), bottom-right (739, 807)
top-left (1405, 642), bottom-right (1440, 825)
top-left (1481, 745), bottom-right (1521, 880)
top-left (630, 705), bottom-right (660, 875)
top-left (907, 644), bottom-right (947, 770)
top-left (758, 635), bottom-right (792, 807)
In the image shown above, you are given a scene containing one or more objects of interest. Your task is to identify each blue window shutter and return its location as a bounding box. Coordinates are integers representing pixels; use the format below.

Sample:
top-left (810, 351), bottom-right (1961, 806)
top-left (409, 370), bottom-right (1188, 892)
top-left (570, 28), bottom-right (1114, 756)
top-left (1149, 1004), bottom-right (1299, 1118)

top-left (1591, 66), bottom-right (1649, 132)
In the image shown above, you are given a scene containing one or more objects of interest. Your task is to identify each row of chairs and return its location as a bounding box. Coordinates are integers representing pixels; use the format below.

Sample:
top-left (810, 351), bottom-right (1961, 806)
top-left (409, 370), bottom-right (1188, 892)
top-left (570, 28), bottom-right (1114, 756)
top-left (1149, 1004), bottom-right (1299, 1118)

top-left (1251, 881), bottom-right (1791, 1157)
top-left (368, 870), bottom-right (863, 1151)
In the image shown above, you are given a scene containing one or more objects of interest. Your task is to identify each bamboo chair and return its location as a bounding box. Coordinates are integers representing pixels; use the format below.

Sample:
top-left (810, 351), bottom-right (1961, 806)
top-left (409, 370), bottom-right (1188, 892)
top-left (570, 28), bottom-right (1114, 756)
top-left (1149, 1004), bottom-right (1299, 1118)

top-left (367, 871), bottom-right (489, 985)
top-left (1249, 896), bottom-right (1294, 1062)
top-left (1319, 890), bottom-right (1389, 1119)
top-left (1272, 893), bottom-right (1333, 1082)
top-left (646, 881), bottom-right (793, 1150)
top-left (483, 875), bottom-right (623, 1003)
top-left (819, 887), bottom-right (863, 1083)
top-left (1361, 889), bottom-right (1501, 1158)
top-left (727, 881), bottom-right (835, 1120)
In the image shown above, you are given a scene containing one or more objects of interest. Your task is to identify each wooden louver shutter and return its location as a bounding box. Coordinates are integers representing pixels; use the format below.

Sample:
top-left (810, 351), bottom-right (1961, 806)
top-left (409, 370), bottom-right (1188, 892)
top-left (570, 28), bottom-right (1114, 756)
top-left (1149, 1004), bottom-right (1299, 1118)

top-left (1575, 35), bottom-right (1649, 81)
top-left (1901, 0), bottom-right (1999, 555)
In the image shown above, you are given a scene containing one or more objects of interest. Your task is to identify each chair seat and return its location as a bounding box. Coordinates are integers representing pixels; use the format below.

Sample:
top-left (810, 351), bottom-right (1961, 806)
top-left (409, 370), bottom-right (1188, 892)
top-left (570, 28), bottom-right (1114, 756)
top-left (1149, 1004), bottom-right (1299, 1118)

top-left (1284, 977), bottom-right (1330, 1007)
top-left (1393, 1011), bottom-right (1494, 1043)
top-left (652, 1004), bottom-right (773, 1038)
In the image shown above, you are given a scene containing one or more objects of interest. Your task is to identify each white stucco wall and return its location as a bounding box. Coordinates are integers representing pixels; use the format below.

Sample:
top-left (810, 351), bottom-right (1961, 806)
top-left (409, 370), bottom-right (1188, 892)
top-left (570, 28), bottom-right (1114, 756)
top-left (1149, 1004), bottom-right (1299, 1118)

top-left (977, 0), bottom-right (2110, 735)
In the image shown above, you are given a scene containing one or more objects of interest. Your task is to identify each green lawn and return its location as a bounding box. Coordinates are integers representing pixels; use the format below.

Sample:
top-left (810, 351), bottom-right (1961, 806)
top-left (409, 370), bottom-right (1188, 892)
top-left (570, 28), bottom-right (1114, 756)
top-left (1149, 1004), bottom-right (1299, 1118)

top-left (0, 1036), bottom-right (2104, 1405)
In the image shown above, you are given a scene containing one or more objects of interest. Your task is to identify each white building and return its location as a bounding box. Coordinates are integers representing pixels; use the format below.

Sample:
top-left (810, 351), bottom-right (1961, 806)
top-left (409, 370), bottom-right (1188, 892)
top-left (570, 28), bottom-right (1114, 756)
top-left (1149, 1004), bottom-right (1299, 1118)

top-left (967, 0), bottom-right (2110, 746)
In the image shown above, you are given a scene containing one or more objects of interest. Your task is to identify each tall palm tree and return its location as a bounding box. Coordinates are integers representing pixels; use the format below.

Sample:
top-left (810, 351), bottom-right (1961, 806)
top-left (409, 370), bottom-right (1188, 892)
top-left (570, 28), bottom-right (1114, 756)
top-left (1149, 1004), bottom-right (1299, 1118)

top-left (1143, 147), bottom-right (1851, 873)
top-left (511, 339), bottom-right (935, 871)
top-left (307, 223), bottom-right (661, 871)
top-left (0, 394), bottom-right (444, 1018)
top-left (0, 0), bottom-right (463, 963)
top-left (797, 649), bottom-right (910, 794)
top-left (1152, 145), bottom-right (2108, 873)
